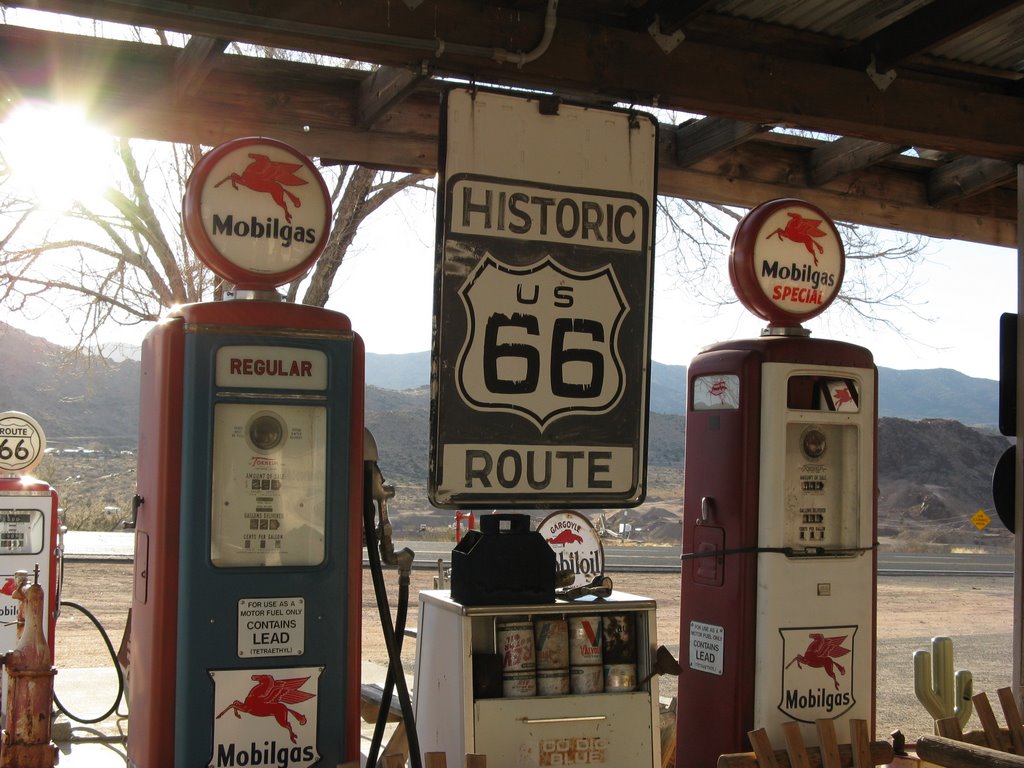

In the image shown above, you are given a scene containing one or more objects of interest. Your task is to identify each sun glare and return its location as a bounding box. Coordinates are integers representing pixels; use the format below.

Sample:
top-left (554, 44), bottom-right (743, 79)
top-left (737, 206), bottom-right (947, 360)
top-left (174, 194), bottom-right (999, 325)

top-left (2, 103), bottom-right (118, 209)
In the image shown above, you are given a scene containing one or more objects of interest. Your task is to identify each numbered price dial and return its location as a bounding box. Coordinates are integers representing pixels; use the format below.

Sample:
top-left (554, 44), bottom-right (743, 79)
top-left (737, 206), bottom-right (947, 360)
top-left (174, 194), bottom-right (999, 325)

top-left (0, 412), bottom-right (46, 475)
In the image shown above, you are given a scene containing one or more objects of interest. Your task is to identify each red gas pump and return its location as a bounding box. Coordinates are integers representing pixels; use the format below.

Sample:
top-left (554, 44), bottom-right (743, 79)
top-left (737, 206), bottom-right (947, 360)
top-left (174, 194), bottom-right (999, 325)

top-left (676, 200), bottom-right (877, 767)
top-left (127, 138), bottom-right (365, 768)
top-left (0, 412), bottom-right (60, 666)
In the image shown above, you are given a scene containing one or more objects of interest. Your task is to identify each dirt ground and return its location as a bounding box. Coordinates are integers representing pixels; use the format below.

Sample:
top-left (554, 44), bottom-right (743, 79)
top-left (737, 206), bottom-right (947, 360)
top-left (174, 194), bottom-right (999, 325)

top-left (54, 560), bottom-right (1014, 744)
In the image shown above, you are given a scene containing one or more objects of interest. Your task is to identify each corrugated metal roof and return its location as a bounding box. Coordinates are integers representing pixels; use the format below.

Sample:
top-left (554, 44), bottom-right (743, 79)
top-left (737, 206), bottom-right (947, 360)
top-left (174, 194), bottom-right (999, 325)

top-left (712, 0), bottom-right (1024, 72)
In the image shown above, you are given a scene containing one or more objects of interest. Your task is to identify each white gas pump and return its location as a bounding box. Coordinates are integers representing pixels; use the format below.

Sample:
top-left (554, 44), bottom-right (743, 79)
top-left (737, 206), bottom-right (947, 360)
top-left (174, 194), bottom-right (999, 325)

top-left (676, 199), bottom-right (878, 767)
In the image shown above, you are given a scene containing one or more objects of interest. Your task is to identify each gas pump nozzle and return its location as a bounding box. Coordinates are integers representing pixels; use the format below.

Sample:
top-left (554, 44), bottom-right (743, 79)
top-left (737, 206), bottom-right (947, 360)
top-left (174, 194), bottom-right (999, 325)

top-left (363, 430), bottom-right (412, 571)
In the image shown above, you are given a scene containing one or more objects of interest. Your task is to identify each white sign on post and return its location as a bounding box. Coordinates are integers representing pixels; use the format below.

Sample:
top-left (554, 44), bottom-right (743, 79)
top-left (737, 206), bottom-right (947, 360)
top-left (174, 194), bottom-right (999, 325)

top-left (430, 88), bottom-right (657, 509)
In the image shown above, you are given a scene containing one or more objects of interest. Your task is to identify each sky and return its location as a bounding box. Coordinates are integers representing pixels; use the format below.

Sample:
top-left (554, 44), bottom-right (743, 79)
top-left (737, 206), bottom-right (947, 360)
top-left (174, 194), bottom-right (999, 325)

top-left (319, 191), bottom-right (1017, 381)
top-left (7, 184), bottom-right (1016, 382)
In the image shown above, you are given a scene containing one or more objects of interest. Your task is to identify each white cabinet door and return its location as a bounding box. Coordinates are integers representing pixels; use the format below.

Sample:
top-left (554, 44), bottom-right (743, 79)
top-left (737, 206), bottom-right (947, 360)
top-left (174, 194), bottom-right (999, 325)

top-left (474, 692), bottom-right (654, 767)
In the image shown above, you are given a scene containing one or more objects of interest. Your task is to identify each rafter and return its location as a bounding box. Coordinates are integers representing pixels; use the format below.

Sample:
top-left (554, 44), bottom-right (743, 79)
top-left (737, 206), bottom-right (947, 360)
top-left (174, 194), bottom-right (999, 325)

top-left (927, 156), bottom-right (1018, 206)
top-left (0, 23), bottom-right (1017, 246)
top-left (809, 138), bottom-right (908, 186)
top-left (674, 117), bottom-right (766, 167)
top-left (5, 1), bottom-right (1024, 160)
top-left (357, 65), bottom-right (426, 130)
top-left (173, 35), bottom-right (229, 101)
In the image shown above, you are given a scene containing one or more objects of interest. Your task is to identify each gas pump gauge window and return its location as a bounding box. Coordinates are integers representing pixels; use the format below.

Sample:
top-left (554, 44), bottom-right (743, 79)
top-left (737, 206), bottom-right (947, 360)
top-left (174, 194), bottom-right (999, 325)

top-left (210, 403), bottom-right (328, 568)
top-left (0, 509), bottom-right (44, 555)
top-left (800, 427), bottom-right (827, 460)
top-left (246, 411), bottom-right (287, 453)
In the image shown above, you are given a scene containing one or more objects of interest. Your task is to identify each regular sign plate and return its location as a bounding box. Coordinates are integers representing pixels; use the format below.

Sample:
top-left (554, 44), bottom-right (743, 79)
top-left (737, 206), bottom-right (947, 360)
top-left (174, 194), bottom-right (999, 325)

top-left (430, 88), bottom-right (657, 508)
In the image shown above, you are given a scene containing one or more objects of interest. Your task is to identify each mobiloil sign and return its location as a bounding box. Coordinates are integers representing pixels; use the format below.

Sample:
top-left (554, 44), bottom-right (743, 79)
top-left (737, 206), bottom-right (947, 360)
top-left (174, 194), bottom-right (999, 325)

top-left (128, 138), bottom-right (365, 768)
top-left (676, 199), bottom-right (877, 768)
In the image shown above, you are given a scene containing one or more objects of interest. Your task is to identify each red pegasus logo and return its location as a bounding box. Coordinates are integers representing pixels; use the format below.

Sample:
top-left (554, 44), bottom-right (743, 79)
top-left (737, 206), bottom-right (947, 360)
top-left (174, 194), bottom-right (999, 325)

top-left (216, 674), bottom-right (316, 744)
top-left (216, 153), bottom-right (308, 223)
top-left (832, 386), bottom-right (854, 408)
top-left (547, 529), bottom-right (584, 546)
top-left (785, 633), bottom-right (850, 690)
top-left (767, 212), bottom-right (828, 265)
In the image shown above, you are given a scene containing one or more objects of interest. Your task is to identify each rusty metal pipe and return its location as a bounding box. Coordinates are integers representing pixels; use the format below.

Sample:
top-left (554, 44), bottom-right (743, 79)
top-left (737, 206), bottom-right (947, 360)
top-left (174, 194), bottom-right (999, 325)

top-left (0, 570), bottom-right (57, 768)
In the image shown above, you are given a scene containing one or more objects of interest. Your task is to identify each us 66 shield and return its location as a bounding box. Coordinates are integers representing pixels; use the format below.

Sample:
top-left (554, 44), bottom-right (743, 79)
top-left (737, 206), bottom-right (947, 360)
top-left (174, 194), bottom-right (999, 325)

top-left (430, 88), bottom-right (657, 509)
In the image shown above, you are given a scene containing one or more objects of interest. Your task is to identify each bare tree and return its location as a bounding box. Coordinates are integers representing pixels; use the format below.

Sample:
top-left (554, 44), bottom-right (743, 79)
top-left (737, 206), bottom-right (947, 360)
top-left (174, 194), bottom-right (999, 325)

top-left (657, 197), bottom-right (931, 332)
top-left (0, 135), bottom-right (431, 354)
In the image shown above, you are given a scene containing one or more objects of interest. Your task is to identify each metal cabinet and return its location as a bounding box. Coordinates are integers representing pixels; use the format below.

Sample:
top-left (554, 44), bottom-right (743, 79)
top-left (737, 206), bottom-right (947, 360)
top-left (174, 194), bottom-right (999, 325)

top-left (413, 590), bottom-right (660, 767)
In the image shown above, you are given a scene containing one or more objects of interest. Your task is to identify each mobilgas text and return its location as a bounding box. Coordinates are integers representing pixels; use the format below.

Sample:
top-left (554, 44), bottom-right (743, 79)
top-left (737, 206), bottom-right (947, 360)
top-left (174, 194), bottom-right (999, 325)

top-left (784, 687), bottom-right (852, 713)
top-left (761, 259), bottom-right (838, 306)
top-left (216, 740), bottom-right (315, 768)
top-left (212, 214), bottom-right (317, 248)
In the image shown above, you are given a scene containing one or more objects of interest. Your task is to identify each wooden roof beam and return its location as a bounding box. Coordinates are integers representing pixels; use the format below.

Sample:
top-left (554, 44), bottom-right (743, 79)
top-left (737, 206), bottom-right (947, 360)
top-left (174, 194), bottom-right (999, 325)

top-left (674, 117), bottom-right (766, 167)
top-left (809, 137), bottom-right (908, 186)
top-left (357, 65), bottom-right (426, 130)
top-left (927, 155), bottom-right (1018, 206)
top-left (7, 1), bottom-right (1024, 160)
top-left (174, 35), bottom-right (229, 101)
top-left (0, 24), bottom-right (1016, 247)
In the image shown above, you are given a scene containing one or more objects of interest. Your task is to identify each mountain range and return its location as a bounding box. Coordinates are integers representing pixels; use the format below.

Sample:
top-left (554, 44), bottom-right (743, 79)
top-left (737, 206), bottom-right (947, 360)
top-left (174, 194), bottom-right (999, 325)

top-left (0, 322), bottom-right (1012, 547)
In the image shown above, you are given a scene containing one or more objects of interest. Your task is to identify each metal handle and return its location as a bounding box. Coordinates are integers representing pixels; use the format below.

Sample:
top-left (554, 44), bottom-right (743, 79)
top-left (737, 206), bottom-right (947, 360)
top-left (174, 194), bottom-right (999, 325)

top-left (520, 715), bottom-right (607, 724)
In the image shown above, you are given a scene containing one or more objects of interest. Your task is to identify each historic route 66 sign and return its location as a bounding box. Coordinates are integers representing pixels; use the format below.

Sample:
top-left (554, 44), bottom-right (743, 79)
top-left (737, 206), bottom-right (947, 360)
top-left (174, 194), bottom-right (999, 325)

top-left (430, 88), bottom-right (657, 508)
top-left (457, 255), bottom-right (627, 429)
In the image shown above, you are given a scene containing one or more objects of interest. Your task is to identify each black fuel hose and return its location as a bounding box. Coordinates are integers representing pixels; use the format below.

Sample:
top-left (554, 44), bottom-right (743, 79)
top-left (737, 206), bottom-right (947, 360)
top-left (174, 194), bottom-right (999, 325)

top-left (363, 466), bottom-right (422, 768)
top-left (53, 599), bottom-right (124, 724)
top-left (366, 562), bottom-right (410, 767)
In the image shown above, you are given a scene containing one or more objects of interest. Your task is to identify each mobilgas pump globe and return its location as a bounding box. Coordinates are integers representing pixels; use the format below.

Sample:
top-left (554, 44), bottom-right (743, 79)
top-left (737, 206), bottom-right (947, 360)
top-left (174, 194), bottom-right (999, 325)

top-left (128, 138), bottom-right (366, 768)
top-left (676, 199), bottom-right (878, 768)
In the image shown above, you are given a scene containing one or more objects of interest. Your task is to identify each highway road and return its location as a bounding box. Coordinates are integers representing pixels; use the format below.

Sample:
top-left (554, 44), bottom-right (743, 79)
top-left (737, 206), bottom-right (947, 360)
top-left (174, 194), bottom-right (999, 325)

top-left (389, 540), bottom-right (1014, 575)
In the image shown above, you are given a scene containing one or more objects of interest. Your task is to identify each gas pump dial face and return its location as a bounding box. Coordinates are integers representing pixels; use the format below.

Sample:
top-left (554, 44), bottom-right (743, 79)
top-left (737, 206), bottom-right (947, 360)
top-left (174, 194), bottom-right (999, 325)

top-left (800, 427), bottom-right (827, 459)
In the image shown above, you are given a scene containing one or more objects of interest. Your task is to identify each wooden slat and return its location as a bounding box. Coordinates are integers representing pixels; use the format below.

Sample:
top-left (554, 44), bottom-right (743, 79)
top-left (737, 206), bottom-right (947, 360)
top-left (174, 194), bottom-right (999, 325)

top-left (357, 65), bottom-right (425, 129)
top-left (465, 755), bottom-right (487, 768)
top-left (973, 691), bottom-right (1006, 750)
top-left (382, 756), bottom-right (406, 768)
top-left (928, 156), bottom-right (1018, 205)
top-left (720, 733), bottom-right (897, 765)
top-left (998, 687), bottom-right (1024, 754)
top-left (749, 729), bottom-right (784, 768)
top-left (938, 716), bottom-right (966, 740)
top-left (425, 754), bottom-right (448, 768)
top-left (808, 138), bottom-right (907, 186)
top-left (849, 719), bottom-right (872, 768)
top-left (173, 35), bottom-right (230, 101)
top-left (674, 116), bottom-right (765, 167)
top-left (917, 734), bottom-right (1024, 768)
top-left (815, 719), bottom-right (843, 768)
top-left (782, 721), bottom-right (813, 768)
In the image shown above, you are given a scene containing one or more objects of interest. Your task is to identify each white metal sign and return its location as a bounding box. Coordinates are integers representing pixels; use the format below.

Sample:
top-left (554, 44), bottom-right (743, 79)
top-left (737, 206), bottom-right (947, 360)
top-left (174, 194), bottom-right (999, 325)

top-left (237, 597), bottom-right (305, 658)
top-left (0, 412), bottom-right (45, 475)
top-left (689, 620), bottom-right (724, 676)
top-left (430, 88), bottom-right (657, 508)
top-left (210, 666), bottom-right (321, 768)
top-left (536, 510), bottom-right (605, 588)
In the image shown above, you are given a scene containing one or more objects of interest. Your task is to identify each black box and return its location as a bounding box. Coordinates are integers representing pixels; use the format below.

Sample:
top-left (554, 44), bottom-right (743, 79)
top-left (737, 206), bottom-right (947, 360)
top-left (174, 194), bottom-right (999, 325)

top-left (450, 513), bottom-right (556, 606)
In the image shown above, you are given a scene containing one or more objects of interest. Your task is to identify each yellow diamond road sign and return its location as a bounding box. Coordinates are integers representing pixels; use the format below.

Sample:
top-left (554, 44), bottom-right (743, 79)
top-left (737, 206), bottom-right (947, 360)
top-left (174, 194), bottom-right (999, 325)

top-left (971, 509), bottom-right (991, 531)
